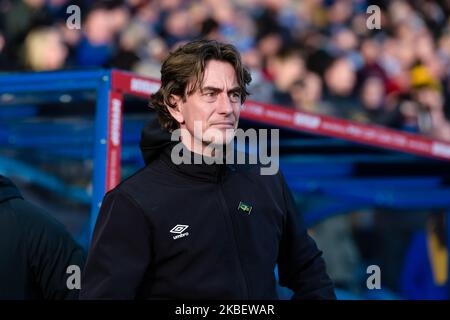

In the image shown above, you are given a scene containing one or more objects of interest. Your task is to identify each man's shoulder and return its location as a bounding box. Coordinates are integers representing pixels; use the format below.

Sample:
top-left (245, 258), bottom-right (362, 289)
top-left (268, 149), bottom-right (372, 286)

top-left (110, 165), bottom-right (159, 198)
top-left (105, 162), bottom-right (175, 211)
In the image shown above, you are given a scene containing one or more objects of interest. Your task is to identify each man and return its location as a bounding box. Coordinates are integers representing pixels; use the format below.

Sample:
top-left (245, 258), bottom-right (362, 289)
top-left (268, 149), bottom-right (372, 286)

top-left (0, 175), bottom-right (86, 299)
top-left (81, 40), bottom-right (335, 299)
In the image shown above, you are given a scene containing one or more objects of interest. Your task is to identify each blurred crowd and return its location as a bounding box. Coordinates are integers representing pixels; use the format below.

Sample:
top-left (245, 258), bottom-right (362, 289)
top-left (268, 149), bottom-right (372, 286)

top-left (1, 0), bottom-right (450, 141)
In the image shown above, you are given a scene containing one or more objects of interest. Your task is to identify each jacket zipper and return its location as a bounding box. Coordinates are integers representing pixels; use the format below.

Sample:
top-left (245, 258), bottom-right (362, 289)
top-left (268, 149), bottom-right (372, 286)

top-left (216, 177), bottom-right (250, 299)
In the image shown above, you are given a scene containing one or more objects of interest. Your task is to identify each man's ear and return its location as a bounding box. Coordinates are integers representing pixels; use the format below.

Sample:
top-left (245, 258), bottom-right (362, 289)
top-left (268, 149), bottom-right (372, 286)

top-left (167, 94), bottom-right (185, 125)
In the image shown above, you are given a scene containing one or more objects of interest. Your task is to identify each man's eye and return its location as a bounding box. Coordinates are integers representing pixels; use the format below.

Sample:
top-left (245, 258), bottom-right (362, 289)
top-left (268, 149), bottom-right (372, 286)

top-left (230, 92), bottom-right (241, 102)
top-left (205, 91), bottom-right (216, 97)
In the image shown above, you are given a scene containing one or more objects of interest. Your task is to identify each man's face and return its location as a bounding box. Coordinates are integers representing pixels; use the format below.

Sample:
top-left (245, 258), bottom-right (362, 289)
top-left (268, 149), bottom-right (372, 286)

top-left (169, 60), bottom-right (242, 151)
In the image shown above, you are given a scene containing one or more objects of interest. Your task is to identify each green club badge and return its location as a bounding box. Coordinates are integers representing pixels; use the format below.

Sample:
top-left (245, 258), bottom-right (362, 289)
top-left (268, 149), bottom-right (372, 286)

top-left (238, 201), bottom-right (252, 214)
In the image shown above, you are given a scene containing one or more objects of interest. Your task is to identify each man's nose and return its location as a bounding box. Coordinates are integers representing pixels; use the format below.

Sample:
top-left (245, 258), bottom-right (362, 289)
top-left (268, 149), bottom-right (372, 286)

top-left (217, 93), bottom-right (234, 115)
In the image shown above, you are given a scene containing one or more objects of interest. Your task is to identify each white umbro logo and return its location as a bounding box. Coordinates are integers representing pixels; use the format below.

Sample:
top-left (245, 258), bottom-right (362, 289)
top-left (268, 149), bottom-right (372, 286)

top-left (170, 224), bottom-right (189, 234)
top-left (170, 224), bottom-right (189, 239)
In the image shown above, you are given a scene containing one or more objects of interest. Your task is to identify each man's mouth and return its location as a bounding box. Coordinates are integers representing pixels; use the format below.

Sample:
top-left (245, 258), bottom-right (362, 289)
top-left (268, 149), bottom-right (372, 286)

top-left (210, 122), bottom-right (235, 129)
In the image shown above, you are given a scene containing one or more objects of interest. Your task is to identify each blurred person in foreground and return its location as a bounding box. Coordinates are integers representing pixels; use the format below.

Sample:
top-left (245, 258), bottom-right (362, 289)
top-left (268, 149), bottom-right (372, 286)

top-left (0, 175), bottom-right (86, 299)
top-left (81, 39), bottom-right (335, 300)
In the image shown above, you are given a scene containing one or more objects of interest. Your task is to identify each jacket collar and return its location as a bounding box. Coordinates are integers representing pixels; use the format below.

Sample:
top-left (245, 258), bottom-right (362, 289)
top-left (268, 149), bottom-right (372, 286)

top-left (159, 142), bottom-right (227, 183)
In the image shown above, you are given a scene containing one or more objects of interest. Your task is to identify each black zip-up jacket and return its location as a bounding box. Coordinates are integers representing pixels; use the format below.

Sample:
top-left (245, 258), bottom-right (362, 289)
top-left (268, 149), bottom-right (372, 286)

top-left (0, 175), bottom-right (86, 299)
top-left (80, 120), bottom-right (335, 300)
